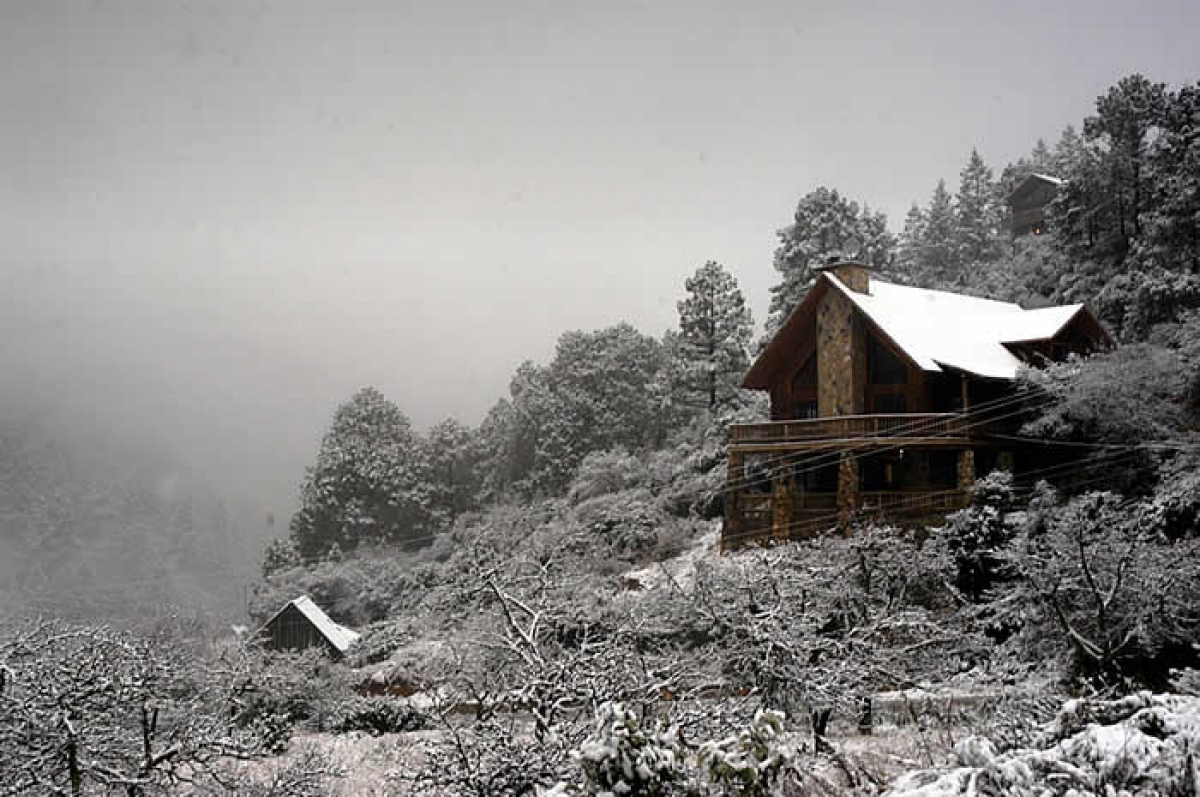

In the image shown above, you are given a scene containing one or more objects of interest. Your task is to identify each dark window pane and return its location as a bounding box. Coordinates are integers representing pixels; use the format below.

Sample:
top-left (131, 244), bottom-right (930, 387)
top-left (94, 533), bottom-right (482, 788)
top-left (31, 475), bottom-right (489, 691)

top-left (792, 399), bottom-right (819, 419)
top-left (874, 393), bottom-right (908, 413)
top-left (869, 335), bottom-right (907, 385)
top-left (929, 451), bottom-right (958, 487)
top-left (793, 352), bottom-right (817, 387)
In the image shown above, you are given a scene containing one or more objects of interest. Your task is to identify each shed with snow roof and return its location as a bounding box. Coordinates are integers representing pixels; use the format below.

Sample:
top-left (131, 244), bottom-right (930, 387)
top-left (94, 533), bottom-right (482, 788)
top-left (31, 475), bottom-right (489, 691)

top-left (261, 595), bottom-right (361, 659)
top-left (724, 261), bottom-right (1110, 547)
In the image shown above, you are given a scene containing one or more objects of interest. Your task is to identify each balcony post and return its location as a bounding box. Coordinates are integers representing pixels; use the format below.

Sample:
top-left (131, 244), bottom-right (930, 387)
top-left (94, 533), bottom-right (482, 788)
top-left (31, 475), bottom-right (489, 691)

top-left (772, 469), bottom-right (794, 543)
top-left (723, 451), bottom-right (744, 549)
top-left (836, 452), bottom-right (860, 533)
top-left (957, 448), bottom-right (976, 504)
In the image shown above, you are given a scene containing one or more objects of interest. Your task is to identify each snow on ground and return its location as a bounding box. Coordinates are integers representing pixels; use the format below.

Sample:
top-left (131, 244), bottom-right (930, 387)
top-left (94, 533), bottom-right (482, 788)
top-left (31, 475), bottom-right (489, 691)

top-left (883, 692), bottom-right (1200, 796)
top-left (620, 522), bottom-right (721, 591)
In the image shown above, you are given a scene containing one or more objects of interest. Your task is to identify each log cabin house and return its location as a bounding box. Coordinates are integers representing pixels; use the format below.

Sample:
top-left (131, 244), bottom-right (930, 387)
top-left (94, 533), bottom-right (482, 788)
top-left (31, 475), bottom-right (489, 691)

top-left (723, 260), bottom-right (1109, 548)
top-left (1005, 172), bottom-right (1063, 238)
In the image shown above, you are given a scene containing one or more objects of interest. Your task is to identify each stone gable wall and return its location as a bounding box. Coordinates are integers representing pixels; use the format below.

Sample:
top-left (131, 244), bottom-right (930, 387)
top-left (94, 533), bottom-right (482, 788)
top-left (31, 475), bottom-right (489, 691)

top-left (816, 289), bottom-right (865, 417)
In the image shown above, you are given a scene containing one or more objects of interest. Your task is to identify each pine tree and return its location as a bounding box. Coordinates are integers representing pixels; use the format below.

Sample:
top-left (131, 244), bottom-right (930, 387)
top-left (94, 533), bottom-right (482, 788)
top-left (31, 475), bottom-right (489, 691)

top-left (895, 202), bottom-right (927, 282)
top-left (1056, 75), bottom-right (1169, 261)
top-left (858, 204), bottom-right (895, 270)
top-left (920, 179), bottom-right (958, 285)
top-left (1052, 124), bottom-right (1087, 175)
top-left (1029, 138), bottom-right (1054, 173)
top-left (289, 387), bottom-right (437, 559)
top-left (1141, 82), bottom-right (1200, 273)
top-left (955, 149), bottom-right (1001, 266)
top-left (767, 187), bottom-right (894, 334)
top-left (425, 418), bottom-right (485, 520)
top-left (1086, 74), bottom-right (1168, 244)
top-left (674, 261), bottom-right (753, 412)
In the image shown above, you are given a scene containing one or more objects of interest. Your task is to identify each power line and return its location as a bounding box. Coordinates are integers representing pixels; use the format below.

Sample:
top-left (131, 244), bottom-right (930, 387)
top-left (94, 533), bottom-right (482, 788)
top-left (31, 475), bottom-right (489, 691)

top-left (719, 444), bottom-right (1151, 546)
top-left (721, 391), bottom-right (1059, 495)
top-left (719, 390), bottom-right (1051, 494)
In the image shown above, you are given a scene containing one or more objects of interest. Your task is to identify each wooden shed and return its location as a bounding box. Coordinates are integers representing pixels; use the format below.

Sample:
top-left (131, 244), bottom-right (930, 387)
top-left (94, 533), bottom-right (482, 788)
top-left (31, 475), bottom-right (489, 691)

top-left (260, 595), bottom-right (361, 659)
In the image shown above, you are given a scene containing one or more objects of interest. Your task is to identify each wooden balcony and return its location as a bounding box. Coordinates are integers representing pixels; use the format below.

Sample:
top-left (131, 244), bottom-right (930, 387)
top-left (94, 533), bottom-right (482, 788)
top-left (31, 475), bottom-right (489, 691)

top-left (729, 413), bottom-right (979, 450)
top-left (724, 488), bottom-right (971, 549)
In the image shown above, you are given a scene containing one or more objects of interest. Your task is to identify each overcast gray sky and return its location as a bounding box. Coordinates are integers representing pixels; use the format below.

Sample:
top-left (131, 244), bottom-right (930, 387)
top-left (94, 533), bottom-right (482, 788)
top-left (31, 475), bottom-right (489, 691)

top-left (2, 0), bottom-right (1198, 515)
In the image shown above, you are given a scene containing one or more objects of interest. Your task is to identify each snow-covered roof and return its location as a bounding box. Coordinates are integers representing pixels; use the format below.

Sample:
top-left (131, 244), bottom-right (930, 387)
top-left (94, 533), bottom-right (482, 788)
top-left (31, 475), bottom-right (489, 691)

top-left (281, 595), bottom-right (361, 654)
top-left (1030, 172), bottom-right (1064, 185)
top-left (825, 274), bottom-right (1086, 380)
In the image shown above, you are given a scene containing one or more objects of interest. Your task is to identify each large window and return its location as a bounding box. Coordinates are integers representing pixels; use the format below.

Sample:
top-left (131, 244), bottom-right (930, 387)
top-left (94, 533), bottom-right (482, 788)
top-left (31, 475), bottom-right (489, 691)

top-left (868, 334), bottom-right (907, 385)
top-left (790, 353), bottom-right (818, 418)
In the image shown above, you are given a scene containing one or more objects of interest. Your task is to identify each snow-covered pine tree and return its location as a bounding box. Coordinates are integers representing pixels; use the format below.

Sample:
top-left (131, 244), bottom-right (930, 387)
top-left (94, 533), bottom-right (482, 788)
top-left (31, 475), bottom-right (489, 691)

top-left (1052, 124), bottom-right (1087, 176)
top-left (674, 260), bottom-right (753, 413)
top-left (955, 149), bottom-right (1001, 267)
top-left (766, 187), bottom-right (893, 336)
top-left (894, 202), bottom-right (927, 283)
top-left (858, 204), bottom-right (894, 264)
top-left (424, 417), bottom-right (486, 521)
top-left (1138, 81), bottom-right (1200, 274)
top-left (920, 178), bottom-right (958, 286)
top-left (289, 386), bottom-right (438, 559)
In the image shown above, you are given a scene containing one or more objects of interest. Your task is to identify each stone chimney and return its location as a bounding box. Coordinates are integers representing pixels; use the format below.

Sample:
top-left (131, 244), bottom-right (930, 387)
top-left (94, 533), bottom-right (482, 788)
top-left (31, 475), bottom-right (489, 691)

top-left (814, 257), bottom-right (872, 294)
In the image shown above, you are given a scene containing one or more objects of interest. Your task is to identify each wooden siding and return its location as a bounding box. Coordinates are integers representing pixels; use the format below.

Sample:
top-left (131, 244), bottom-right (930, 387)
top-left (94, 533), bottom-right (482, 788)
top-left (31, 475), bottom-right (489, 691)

top-left (262, 604), bottom-right (342, 658)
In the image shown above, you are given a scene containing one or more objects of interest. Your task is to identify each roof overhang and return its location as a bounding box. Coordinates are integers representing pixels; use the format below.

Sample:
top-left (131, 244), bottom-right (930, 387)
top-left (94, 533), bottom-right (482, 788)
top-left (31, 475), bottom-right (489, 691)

top-left (742, 277), bottom-right (830, 389)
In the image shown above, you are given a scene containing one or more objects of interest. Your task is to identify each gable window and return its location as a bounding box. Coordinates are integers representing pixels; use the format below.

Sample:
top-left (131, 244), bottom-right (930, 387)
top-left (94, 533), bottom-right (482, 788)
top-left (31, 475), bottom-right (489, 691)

top-left (790, 352), bottom-right (818, 419)
top-left (868, 334), bottom-right (907, 385)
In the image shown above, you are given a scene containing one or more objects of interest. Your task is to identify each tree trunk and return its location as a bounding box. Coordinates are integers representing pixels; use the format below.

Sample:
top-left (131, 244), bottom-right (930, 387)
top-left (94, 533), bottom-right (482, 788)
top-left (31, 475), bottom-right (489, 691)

top-left (856, 695), bottom-right (873, 735)
top-left (811, 707), bottom-right (833, 753)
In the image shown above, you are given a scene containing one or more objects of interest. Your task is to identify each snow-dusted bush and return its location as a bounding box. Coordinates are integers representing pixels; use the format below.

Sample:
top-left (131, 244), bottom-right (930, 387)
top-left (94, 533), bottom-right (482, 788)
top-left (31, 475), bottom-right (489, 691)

top-left (883, 692), bottom-right (1200, 797)
top-left (573, 489), bottom-right (664, 555)
top-left (937, 470), bottom-right (1018, 600)
top-left (1172, 664), bottom-right (1200, 696)
top-left (328, 695), bottom-right (427, 735)
top-left (547, 703), bottom-right (800, 797)
top-left (699, 709), bottom-right (796, 797)
top-left (554, 702), bottom-right (696, 796)
top-left (568, 449), bottom-right (653, 504)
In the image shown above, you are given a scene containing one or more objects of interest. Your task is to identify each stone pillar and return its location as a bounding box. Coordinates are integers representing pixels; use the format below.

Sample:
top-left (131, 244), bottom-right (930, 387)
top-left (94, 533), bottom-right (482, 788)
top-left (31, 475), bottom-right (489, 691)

top-left (723, 451), bottom-right (744, 550)
top-left (957, 448), bottom-right (976, 505)
top-left (817, 290), bottom-right (865, 417)
top-left (772, 472), bottom-right (794, 543)
top-left (836, 452), bottom-right (860, 533)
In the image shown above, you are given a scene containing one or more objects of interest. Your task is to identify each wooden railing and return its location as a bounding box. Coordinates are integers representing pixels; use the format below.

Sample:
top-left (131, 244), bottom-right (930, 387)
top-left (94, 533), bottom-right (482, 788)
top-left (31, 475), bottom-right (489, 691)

top-left (859, 490), bottom-right (970, 514)
top-left (723, 488), bottom-right (972, 549)
top-left (729, 414), bottom-right (971, 444)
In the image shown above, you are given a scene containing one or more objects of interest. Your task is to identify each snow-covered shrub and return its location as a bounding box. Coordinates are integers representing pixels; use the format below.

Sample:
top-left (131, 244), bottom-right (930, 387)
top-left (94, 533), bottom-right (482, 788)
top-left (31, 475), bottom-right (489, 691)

top-left (1007, 489), bottom-right (1200, 689)
top-left (328, 695), bottom-right (427, 735)
top-left (569, 449), bottom-right (653, 504)
top-left (573, 489), bottom-right (663, 555)
top-left (883, 692), bottom-right (1200, 797)
top-left (1172, 664), bottom-right (1200, 696)
top-left (261, 536), bottom-right (302, 577)
top-left (937, 470), bottom-right (1017, 601)
top-left (564, 702), bottom-right (697, 797)
top-left (699, 709), bottom-right (796, 797)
